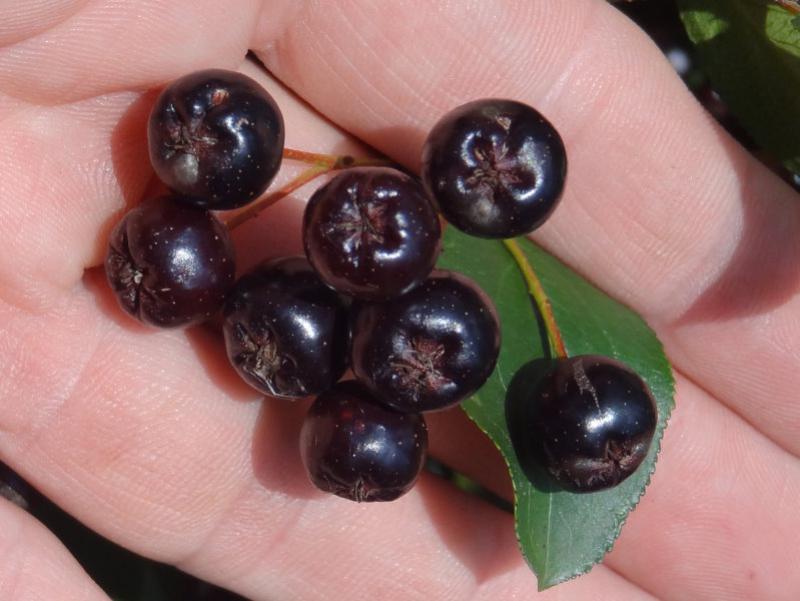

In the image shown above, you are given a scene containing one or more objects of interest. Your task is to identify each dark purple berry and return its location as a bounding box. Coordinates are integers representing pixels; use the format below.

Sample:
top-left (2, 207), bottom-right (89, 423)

top-left (303, 167), bottom-right (441, 300)
top-left (351, 270), bottom-right (500, 413)
top-left (524, 355), bottom-right (657, 493)
top-left (148, 69), bottom-right (284, 210)
top-left (222, 257), bottom-right (349, 398)
top-left (105, 196), bottom-right (235, 327)
top-left (300, 381), bottom-right (428, 502)
top-left (422, 98), bottom-right (566, 238)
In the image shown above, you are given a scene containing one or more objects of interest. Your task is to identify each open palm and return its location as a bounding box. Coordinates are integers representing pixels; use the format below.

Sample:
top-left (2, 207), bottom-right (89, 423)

top-left (1, 1), bottom-right (798, 599)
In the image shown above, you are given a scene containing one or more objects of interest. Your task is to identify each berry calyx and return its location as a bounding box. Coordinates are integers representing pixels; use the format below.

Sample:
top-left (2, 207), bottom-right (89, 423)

top-left (523, 355), bottom-right (658, 493)
top-left (223, 257), bottom-right (349, 399)
top-left (422, 98), bottom-right (567, 238)
top-left (104, 196), bottom-right (235, 327)
top-left (148, 69), bottom-right (284, 210)
top-left (303, 167), bottom-right (441, 300)
top-left (300, 381), bottom-right (428, 502)
top-left (350, 270), bottom-right (501, 412)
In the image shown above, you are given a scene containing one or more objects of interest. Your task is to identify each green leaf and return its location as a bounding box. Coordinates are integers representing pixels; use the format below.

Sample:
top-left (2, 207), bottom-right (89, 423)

top-left (437, 228), bottom-right (675, 589)
top-left (679, 0), bottom-right (800, 174)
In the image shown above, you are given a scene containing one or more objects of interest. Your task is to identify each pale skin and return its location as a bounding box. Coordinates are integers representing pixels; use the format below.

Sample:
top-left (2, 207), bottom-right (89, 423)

top-left (0, 1), bottom-right (799, 599)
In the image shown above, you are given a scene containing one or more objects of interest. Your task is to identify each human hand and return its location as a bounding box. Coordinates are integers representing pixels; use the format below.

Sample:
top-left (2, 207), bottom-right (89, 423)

top-left (0, 2), bottom-right (798, 599)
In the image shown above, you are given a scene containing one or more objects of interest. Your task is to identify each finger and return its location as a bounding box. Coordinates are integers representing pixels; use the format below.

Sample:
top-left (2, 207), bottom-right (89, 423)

top-left (256, 0), bottom-right (800, 456)
top-left (0, 5), bottom-right (790, 600)
top-left (0, 0), bottom-right (268, 103)
top-left (0, 277), bottom-right (654, 601)
top-left (0, 45), bottom-right (650, 599)
top-left (8, 267), bottom-right (797, 601)
top-left (0, 496), bottom-right (109, 600)
top-left (0, 54), bottom-right (363, 314)
top-left (606, 376), bottom-right (800, 600)
top-left (189, 474), bottom-right (657, 601)
top-left (0, 88), bottom-right (153, 312)
top-left (5, 261), bottom-right (797, 601)
top-left (426, 374), bottom-right (800, 600)
top-left (0, 0), bottom-right (273, 313)
top-left (0, 0), bottom-right (86, 48)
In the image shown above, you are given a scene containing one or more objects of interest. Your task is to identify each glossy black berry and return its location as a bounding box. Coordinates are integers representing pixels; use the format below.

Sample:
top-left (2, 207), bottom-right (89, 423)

top-left (300, 381), bottom-right (428, 502)
top-left (222, 257), bottom-right (349, 398)
top-left (421, 98), bottom-right (566, 238)
top-left (303, 167), bottom-right (441, 300)
top-left (524, 355), bottom-right (657, 493)
top-left (105, 196), bottom-right (235, 327)
top-left (148, 69), bottom-right (284, 210)
top-left (351, 270), bottom-right (500, 412)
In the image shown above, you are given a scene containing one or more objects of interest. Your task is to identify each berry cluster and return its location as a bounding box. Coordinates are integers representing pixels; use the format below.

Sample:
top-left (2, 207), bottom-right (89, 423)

top-left (105, 69), bottom-right (656, 501)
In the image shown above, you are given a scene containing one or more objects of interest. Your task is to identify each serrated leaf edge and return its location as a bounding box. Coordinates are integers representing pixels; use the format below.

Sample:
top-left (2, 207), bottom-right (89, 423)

top-left (459, 238), bottom-right (677, 590)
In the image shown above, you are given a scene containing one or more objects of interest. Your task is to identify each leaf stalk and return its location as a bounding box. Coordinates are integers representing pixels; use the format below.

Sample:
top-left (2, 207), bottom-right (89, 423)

top-left (502, 238), bottom-right (568, 359)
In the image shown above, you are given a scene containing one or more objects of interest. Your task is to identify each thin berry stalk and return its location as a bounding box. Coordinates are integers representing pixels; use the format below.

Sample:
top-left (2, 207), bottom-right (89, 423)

top-left (226, 153), bottom-right (396, 230)
top-left (225, 164), bottom-right (329, 230)
top-left (283, 147), bottom-right (394, 170)
top-left (282, 147), bottom-right (339, 168)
